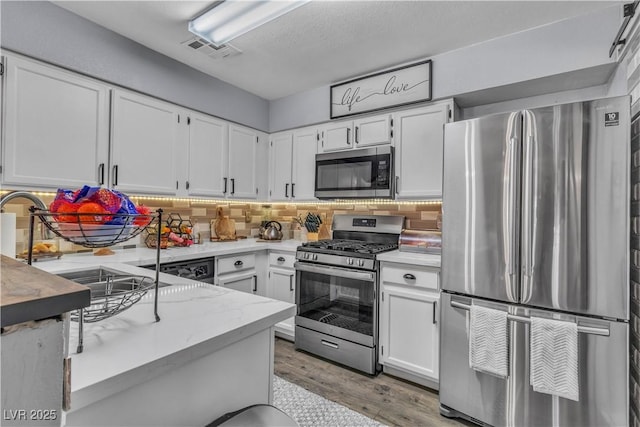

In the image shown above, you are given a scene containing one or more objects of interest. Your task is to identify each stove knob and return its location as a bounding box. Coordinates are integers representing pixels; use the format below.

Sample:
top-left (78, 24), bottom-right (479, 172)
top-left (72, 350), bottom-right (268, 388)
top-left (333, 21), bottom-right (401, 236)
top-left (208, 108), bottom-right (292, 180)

top-left (304, 253), bottom-right (310, 260)
top-left (358, 259), bottom-right (365, 267)
top-left (313, 254), bottom-right (318, 261)
top-left (348, 258), bottom-right (354, 265)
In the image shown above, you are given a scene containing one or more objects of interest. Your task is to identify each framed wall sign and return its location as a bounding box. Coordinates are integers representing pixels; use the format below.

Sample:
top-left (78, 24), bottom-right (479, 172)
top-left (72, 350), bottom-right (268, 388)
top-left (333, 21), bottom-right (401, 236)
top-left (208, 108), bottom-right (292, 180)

top-left (330, 59), bottom-right (432, 119)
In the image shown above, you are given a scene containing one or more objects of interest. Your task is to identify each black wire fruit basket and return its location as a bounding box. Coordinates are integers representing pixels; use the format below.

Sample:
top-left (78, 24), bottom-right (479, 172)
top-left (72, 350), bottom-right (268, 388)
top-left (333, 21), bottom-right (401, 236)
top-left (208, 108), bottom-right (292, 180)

top-left (27, 207), bottom-right (165, 353)
top-left (29, 208), bottom-right (155, 248)
top-left (68, 271), bottom-right (156, 323)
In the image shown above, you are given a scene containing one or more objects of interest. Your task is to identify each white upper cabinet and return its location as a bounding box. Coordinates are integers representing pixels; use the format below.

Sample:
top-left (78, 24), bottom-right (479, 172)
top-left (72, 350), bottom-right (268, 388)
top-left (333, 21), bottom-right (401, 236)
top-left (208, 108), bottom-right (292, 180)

top-left (269, 127), bottom-right (318, 201)
top-left (270, 132), bottom-right (294, 201)
top-left (352, 114), bottom-right (392, 147)
top-left (291, 127), bottom-right (318, 201)
top-left (319, 114), bottom-right (391, 152)
top-left (393, 100), bottom-right (453, 199)
top-left (2, 55), bottom-right (110, 189)
top-left (228, 124), bottom-right (258, 199)
top-left (321, 120), bottom-right (353, 152)
top-left (110, 89), bottom-right (180, 195)
top-left (185, 112), bottom-right (228, 198)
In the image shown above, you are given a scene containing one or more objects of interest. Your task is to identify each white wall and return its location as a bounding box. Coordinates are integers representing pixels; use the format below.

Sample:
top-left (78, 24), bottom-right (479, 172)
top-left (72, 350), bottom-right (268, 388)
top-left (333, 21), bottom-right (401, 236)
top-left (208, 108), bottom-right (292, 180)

top-left (269, 5), bottom-right (624, 131)
top-left (0, 1), bottom-right (270, 132)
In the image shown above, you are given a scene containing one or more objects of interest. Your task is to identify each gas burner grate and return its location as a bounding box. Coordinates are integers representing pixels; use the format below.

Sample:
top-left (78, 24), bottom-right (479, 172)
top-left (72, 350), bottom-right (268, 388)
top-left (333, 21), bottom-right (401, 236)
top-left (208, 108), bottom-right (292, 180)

top-left (303, 239), bottom-right (398, 255)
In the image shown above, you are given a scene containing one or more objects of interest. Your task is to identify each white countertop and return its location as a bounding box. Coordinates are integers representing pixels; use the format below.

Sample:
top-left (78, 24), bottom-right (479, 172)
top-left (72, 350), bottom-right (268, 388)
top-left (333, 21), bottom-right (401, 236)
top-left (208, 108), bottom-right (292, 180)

top-left (35, 238), bottom-right (301, 275)
top-left (67, 278), bottom-right (295, 411)
top-left (377, 249), bottom-right (441, 268)
top-left (27, 240), bottom-right (299, 412)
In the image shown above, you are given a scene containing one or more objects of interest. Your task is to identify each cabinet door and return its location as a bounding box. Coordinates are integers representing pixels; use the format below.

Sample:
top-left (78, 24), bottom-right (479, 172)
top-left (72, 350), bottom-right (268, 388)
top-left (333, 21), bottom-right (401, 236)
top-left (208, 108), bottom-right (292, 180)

top-left (269, 132), bottom-right (293, 201)
top-left (3, 55), bottom-right (109, 188)
top-left (292, 127), bottom-right (318, 201)
top-left (321, 120), bottom-right (353, 152)
top-left (228, 124), bottom-right (257, 199)
top-left (269, 268), bottom-right (296, 336)
top-left (353, 114), bottom-right (391, 147)
top-left (111, 89), bottom-right (180, 195)
top-left (269, 268), bottom-right (295, 304)
top-left (394, 102), bottom-right (451, 199)
top-left (380, 284), bottom-right (440, 382)
top-left (187, 113), bottom-right (227, 197)
top-left (219, 272), bottom-right (257, 294)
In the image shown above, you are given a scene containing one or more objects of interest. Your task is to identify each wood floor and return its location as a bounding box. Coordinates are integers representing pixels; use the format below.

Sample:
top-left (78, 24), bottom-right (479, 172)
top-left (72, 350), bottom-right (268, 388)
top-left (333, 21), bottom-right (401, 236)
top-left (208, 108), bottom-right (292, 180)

top-left (274, 337), bottom-right (472, 427)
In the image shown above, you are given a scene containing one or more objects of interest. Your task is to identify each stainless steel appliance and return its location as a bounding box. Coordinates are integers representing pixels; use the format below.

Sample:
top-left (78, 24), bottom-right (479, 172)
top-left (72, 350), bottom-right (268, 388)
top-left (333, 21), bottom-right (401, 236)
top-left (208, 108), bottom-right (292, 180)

top-left (145, 258), bottom-right (215, 284)
top-left (315, 146), bottom-right (394, 199)
top-left (631, 114), bottom-right (640, 427)
top-left (440, 96), bottom-right (630, 427)
top-left (294, 214), bottom-right (404, 374)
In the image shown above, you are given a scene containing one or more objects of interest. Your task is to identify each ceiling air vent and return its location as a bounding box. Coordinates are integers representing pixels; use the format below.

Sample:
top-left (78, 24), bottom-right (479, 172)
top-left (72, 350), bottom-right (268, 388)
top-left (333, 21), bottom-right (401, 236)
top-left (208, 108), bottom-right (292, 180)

top-left (181, 37), bottom-right (242, 59)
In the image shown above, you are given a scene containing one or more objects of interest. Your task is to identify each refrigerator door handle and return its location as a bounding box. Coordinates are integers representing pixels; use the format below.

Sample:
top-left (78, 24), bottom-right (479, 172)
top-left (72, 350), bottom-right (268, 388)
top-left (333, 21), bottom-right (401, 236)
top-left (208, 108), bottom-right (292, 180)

top-left (450, 300), bottom-right (610, 336)
top-left (522, 111), bottom-right (535, 279)
top-left (505, 135), bottom-right (520, 276)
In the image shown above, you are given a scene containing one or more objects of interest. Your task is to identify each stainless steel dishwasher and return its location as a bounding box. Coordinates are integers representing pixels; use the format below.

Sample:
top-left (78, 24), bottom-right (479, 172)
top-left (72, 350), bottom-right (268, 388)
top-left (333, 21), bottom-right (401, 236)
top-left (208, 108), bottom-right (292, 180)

top-left (145, 258), bottom-right (215, 284)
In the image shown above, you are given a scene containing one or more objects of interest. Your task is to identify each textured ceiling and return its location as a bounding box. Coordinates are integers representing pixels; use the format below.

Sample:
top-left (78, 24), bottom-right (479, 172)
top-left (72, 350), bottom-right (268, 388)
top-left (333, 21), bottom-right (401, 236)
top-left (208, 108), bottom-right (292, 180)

top-left (52, 1), bottom-right (622, 100)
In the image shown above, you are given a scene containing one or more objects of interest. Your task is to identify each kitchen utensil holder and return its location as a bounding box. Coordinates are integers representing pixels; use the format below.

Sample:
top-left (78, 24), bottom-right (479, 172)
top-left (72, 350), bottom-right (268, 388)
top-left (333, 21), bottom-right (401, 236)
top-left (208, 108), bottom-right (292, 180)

top-left (27, 207), bottom-right (165, 353)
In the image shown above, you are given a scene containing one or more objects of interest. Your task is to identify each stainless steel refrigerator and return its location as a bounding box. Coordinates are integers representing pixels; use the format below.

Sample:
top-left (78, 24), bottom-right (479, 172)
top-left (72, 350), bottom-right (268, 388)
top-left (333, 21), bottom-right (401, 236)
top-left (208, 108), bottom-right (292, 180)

top-left (440, 96), bottom-right (630, 427)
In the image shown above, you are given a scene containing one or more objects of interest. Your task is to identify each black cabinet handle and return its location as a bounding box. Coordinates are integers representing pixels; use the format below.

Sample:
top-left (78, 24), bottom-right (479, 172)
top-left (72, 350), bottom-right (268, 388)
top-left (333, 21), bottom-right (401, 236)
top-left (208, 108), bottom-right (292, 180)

top-left (285, 183), bottom-right (289, 198)
top-left (186, 181), bottom-right (190, 190)
top-left (234, 260), bottom-right (243, 267)
top-left (223, 177), bottom-right (228, 194)
top-left (112, 165), bottom-right (118, 186)
top-left (253, 275), bottom-right (257, 292)
top-left (289, 274), bottom-right (294, 292)
top-left (176, 181), bottom-right (179, 190)
top-left (346, 128), bottom-right (351, 145)
top-left (433, 301), bottom-right (437, 324)
top-left (291, 183), bottom-right (295, 198)
top-left (98, 163), bottom-right (105, 185)
top-left (231, 178), bottom-right (235, 195)
top-left (403, 273), bottom-right (416, 281)
top-left (355, 126), bottom-right (359, 144)
top-left (277, 256), bottom-right (286, 262)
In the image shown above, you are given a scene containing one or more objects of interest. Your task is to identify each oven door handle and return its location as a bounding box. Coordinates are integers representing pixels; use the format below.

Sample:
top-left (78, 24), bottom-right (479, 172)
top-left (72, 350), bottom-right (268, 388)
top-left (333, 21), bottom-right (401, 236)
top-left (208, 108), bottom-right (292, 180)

top-left (294, 262), bottom-right (375, 282)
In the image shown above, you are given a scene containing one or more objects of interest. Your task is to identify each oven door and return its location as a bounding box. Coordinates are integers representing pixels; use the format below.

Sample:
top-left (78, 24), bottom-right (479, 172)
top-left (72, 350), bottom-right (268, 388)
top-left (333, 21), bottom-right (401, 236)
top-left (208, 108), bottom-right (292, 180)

top-left (294, 261), bottom-right (377, 347)
top-left (314, 146), bottom-right (393, 199)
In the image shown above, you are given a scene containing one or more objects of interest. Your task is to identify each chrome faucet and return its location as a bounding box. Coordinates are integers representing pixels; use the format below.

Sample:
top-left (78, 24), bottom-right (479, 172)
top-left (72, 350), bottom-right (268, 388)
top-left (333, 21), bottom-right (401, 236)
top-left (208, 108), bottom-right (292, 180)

top-left (0, 191), bottom-right (52, 239)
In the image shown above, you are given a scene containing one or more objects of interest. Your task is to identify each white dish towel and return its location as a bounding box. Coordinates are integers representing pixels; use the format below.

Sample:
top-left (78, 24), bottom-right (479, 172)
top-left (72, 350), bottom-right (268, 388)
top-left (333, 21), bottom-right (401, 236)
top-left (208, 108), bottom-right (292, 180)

top-left (530, 316), bottom-right (579, 402)
top-left (469, 303), bottom-right (508, 378)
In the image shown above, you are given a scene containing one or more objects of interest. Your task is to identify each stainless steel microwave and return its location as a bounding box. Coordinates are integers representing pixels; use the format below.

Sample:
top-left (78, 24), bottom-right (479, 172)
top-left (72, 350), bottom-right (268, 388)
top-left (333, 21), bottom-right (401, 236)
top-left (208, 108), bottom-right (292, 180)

top-left (315, 146), bottom-right (394, 199)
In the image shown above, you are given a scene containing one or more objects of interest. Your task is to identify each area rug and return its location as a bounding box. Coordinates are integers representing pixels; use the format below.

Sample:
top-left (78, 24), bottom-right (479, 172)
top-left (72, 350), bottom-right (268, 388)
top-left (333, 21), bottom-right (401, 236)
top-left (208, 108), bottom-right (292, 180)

top-left (273, 375), bottom-right (386, 427)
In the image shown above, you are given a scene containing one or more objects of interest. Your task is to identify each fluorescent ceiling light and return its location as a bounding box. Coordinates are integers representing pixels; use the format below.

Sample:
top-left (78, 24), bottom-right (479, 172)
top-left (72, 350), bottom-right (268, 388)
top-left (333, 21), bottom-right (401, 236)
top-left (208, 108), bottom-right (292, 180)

top-left (189, 0), bottom-right (310, 47)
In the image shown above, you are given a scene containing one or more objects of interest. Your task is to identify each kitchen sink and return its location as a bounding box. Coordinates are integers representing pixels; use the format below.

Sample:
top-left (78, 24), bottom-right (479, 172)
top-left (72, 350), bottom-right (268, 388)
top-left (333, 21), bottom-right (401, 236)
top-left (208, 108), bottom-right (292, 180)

top-left (58, 267), bottom-right (171, 294)
top-left (58, 267), bottom-right (171, 324)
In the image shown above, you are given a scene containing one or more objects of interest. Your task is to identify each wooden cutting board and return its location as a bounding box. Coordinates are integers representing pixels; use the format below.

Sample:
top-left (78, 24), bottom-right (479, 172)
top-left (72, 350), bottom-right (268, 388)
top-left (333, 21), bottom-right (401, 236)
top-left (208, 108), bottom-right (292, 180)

top-left (214, 207), bottom-right (236, 241)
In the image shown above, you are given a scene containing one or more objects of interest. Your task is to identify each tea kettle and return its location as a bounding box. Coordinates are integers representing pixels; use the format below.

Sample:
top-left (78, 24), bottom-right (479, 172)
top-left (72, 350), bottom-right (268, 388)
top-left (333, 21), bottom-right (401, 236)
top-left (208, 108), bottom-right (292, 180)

top-left (261, 221), bottom-right (283, 240)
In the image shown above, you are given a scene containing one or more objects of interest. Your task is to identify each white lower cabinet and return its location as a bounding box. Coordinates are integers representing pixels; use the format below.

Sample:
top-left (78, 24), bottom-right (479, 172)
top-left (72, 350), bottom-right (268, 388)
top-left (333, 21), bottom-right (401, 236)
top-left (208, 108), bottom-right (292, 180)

top-left (216, 252), bottom-right (266, 296)
top-left (379, 261), bottom-right (440, 388)
top-left (267, 252), bottom-right (296, 340)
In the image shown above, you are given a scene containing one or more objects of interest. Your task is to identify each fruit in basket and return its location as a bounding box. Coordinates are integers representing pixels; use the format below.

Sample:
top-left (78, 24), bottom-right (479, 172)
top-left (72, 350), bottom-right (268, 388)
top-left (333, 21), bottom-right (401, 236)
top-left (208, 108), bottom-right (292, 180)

top-left (53, 200), bottom-right (79, 223)
top-left (133, 205), bottom-right (153, 227)
top-left (77, 202), bottom-right (112, 223)
top-left (88, 188), bottom-right (123, 213)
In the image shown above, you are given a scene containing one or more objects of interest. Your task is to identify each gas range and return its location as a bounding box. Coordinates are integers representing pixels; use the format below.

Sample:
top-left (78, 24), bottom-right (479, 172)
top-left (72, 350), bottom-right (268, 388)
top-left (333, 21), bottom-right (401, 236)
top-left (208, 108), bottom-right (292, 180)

top-left (297, 239), bottom-right (399, 270)
top-left (294, 214), bottom-right (405, 375)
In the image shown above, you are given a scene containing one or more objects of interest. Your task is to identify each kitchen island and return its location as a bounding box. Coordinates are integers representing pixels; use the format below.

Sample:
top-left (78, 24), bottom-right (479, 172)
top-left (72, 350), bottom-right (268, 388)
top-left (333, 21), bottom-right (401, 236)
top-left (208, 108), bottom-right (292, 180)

top-left (29, 241), bottom-right (297, 427)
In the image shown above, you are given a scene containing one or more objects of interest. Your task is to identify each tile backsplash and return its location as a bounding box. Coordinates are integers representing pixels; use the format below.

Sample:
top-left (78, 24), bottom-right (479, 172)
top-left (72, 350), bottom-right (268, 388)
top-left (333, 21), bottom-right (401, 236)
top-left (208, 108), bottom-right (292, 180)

top-left (4, 194), bottom-right (441, 254)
